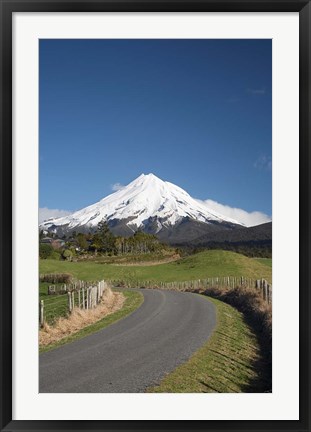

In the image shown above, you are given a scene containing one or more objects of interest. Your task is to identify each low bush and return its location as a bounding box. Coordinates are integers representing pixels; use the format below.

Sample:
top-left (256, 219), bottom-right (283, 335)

top-left (62, 249), bottom-right (74, 261)
top-left (50, 250), bottom-right (62, 260)
top-left (39, 273), bottom-right (73, 284)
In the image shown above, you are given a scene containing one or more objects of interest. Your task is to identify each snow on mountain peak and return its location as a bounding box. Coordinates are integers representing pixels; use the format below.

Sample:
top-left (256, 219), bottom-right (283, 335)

top-left (40, 173), bottom-right (243, 233)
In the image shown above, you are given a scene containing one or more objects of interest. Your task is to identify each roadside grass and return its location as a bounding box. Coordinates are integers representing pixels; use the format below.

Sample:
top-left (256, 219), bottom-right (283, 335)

top-left (148, 296), bottom-right (265, 393)
top-left (40, 250), bottom-right (271, 284)
top-left (40, 289), bottom-right (143, 353)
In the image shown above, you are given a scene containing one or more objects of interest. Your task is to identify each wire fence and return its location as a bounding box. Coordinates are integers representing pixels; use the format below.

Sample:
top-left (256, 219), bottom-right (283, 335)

top-left (39, 280), bottom-right (108, 327)
top-left (110, 276), bottom-right (272, 304)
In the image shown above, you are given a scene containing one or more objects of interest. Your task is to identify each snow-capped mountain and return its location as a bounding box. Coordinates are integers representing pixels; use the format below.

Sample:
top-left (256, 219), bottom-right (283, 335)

top-left (40, 173), bottom-right (244, 242)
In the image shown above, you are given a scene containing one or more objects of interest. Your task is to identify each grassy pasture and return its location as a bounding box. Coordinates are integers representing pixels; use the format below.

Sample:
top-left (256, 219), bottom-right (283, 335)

top-left (82, 251), bottom-right (178, 264)
top-left (40, 282), bottom-right (68, 324)
top-left (39, 250), bottom-right (272, 284)
top-left (254, 258), bottom-right (272, 268)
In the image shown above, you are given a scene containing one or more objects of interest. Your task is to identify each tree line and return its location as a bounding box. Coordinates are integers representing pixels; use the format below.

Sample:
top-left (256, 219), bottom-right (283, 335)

top-left (39, 220), bottom-right (170, 259)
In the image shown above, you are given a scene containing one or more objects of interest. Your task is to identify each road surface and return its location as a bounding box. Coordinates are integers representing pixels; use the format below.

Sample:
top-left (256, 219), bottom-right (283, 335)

top-left (40, 289), bottom-right (216, 393)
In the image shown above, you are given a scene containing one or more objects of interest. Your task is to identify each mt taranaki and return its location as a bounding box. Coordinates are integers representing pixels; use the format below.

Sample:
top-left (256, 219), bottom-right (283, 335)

top-left (40, 173), bottom-right (245, 243)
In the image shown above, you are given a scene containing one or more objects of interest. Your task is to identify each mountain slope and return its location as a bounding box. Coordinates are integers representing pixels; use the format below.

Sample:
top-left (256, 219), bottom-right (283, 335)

top-left (40, 173), bottom-right (243, 240)
top-left (176, 222), bottom-right (272, 257)
top-left (183, 222), bottom-right (272, 246)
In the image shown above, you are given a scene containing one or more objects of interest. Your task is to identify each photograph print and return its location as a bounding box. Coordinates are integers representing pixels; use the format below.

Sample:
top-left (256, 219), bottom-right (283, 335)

top-left (38, 39), bottom-right (272, 393)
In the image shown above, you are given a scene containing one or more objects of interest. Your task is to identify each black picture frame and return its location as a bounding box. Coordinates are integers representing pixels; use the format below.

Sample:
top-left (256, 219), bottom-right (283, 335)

top-left (0, 1), bottom-right (310, 431)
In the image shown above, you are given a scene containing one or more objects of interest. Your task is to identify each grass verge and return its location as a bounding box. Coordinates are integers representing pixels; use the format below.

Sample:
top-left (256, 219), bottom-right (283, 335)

top-left (148, 297), bottom-right (265, 393)
top-left (40, 289), bottom-right (143, 353)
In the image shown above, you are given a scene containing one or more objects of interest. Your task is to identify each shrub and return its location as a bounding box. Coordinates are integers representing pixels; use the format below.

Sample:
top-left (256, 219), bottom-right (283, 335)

top-left (62, 249), bottom-right (73, 261)
top-left (39, 273), bottom-right (73, 284)
top-left (50, 250), bottom-right (62, 260)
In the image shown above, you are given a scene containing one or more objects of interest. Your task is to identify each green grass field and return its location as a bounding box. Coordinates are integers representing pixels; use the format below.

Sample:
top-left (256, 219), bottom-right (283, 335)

top-left (83, 251), bottom-right (177, 264)
top-left (40, 283), bottom-right (68, 324)
top-left (148, 296), bottom-right (267, 393)
top-left (40, 250), bottom-right (272, 284)
top-left (254, 258), bottom-right (272, 268)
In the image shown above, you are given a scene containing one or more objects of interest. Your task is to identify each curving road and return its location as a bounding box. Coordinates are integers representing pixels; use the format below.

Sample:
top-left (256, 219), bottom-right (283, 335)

top-left (39, 289), bottom-right (216, 393)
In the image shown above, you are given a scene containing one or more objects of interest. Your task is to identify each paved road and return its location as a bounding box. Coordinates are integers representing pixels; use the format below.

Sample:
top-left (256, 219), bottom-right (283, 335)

top-left (40, 289), bottom-right (216, 393)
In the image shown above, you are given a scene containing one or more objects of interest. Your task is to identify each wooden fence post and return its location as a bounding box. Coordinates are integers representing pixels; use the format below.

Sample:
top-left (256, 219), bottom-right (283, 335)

top-left (264, 280), bottom-right (268, 302)
top-left (40, 300), bottom-right (44, 327)
top-left (262, 280), bottom-right (265, 300)
top-left (267, 284), bottom-right (271, 304)
top-left (68, 292), bottom-right (72, 313)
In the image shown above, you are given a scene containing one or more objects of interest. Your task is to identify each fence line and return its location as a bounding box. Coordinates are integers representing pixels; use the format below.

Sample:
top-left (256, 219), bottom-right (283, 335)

top-left (39, 280), bottom-right (108, 327)
top-left (110, 276), bottom-right (272, 304)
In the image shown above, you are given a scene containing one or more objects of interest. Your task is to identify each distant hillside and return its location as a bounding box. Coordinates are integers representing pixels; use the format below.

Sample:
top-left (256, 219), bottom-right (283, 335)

top-left (174, 222), bottom-right (272, 257)
top-left (155, 216), bottom-right (242, 244)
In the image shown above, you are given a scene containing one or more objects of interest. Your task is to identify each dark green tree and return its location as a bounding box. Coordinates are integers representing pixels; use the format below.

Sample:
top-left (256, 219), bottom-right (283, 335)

top-left (39, 244), bottom-right (53, 259)
top-left (76, 232), bottom-right (88, 250)
top-left (92, 220), bottom-right (116, 253)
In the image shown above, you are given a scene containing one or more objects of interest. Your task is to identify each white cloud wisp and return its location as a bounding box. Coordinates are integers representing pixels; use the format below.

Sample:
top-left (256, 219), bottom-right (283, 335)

top-left (39, 207), bottom-right (72, 224)
top-left (197, 199), bottom-right (271, 227)
top-left (111, 183), bottom-right (125, 192)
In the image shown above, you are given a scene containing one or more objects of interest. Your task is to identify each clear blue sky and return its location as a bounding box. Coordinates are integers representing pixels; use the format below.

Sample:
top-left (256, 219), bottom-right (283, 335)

top-left (40, 39), bottom-right (272, 216)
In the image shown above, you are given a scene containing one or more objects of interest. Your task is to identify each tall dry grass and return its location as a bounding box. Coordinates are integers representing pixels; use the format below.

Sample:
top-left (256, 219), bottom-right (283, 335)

top-left (199, 285), bottom-right (272, 340)
top-left (39, 287), bottom-right (124, 347)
